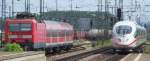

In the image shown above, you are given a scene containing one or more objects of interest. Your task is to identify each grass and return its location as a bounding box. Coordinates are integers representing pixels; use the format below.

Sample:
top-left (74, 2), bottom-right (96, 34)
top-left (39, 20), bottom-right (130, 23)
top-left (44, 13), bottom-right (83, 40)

top-left (96, 39), bottom-right (112, 48)
top-left (144, 45), bottom-right (150, 53)
top-left (4, 43), bottom-right (23, 52)
top-left (74, 39), bottom-right (112, 49)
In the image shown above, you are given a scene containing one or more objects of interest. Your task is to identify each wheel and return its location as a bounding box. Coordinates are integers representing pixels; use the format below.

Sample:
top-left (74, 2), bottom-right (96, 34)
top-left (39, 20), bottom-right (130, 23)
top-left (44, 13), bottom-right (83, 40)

top-left (23, 41), bottom-right (33, 51)
top-left (112, 48), bottom-right (116, 53)
top-left (137, 49), bottom-right (143, 53)
top-left (53, 47), bottom-right (61, 53)
top-left (139, 46), bottom-right (144, 53)
top-left (62, 46), bottom-right (68, 51)
top-left (134, 47), bottom-right (144, 53)
top-left (45, 48), bottom-right (53, 55)
top-left (24, 46), bottom-right (32, 51)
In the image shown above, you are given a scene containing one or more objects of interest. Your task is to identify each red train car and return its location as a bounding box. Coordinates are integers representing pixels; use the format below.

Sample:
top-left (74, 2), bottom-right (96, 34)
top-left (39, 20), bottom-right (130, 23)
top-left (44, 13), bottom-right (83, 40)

top-left (4, 18), bottom-right (74, 51)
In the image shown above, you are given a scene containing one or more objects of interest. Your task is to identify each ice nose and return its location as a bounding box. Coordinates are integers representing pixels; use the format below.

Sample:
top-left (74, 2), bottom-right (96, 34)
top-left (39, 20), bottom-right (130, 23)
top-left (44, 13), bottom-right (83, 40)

top-left (120, 38), bottom-right (126, 42)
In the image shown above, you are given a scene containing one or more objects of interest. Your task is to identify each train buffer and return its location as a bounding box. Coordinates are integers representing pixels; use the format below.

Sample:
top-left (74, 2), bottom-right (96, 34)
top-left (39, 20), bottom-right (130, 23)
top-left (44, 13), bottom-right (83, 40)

top-left (0, 51), bottom-right (46, 61)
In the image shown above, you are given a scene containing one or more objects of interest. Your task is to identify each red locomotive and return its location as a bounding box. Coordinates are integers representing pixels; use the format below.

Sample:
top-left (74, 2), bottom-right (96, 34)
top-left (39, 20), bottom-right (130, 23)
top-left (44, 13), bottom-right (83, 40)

top-left (4, 13), bottom-right (74, 53)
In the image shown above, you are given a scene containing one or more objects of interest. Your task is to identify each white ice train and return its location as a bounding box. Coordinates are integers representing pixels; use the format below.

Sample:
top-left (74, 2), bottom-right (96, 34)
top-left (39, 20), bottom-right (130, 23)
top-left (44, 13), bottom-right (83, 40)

top-left (111, 20), bottom-right (147, 52)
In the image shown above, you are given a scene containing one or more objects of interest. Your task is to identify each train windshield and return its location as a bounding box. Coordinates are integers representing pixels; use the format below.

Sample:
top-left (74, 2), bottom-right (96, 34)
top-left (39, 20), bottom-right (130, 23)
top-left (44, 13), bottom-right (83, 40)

top-left (116, 25), bottom-right (132, 35)
top-left (9, 23), bottom-right (32, 31)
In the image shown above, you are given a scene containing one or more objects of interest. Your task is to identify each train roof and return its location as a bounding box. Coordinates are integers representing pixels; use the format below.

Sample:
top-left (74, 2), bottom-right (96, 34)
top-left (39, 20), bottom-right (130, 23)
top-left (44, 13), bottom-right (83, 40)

top-left (44, 21), bottom-right (73, 30)
top-left (6, 18), bottom-right (37, 23)
top-left (114, 20), bottom-right (145, 30)
top-left (6, 19), bottom-right (73, 30)
top-left (115, 20), bottom-right (137, 26)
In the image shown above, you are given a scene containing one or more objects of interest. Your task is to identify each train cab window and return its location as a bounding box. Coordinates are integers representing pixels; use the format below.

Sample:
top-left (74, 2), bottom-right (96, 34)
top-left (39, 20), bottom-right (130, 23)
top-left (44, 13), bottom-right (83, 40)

top-left (9, 24), bottom-right (20, 31)
top-left (9, 23), bottom-right (32, 31)
top-left (135, 30), bottom-right (140, 37)
top-left (116, 25), bottom-right (132, 35)
top-left (20, 24), bottom-right (32, 31)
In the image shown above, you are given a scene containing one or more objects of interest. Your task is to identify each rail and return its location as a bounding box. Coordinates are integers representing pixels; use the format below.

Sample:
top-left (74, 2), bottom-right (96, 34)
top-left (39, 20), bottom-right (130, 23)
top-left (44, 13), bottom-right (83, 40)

top-left (0, 51), bottom-right (44, 61)
top-left (48, 46), bottom-right (112, 61)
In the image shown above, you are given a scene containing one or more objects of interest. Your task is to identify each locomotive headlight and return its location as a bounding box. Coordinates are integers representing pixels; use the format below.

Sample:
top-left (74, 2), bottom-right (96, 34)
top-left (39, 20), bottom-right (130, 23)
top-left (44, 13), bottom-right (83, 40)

top-left (8, 35), bottom-right (32, 38)
top-left (8, 35), bottom-right (17, 38)
top-left (22, 35), bottom-right (32, 38)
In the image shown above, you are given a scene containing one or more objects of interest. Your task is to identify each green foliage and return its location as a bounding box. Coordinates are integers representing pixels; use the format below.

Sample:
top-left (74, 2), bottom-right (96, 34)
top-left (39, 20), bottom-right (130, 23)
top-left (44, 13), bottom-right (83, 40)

top-left (96, 39), bottom-right (112, 47)
top-left (80, 39), bottom-right (112, 49)
top-left (40, 11), bottom-right (114, 20)
top-left (4, 43), bottom-right (23, 52)
top-left (81, 41), bottom-right (93, 49)
top-left (144, 45), bottom-right (150, 53)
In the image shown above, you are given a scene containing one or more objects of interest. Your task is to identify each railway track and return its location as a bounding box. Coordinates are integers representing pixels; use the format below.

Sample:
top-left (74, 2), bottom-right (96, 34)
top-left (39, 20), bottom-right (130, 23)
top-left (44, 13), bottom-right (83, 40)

top-left (47, 46), bottom-right (113, 61)
top-left (79, 48), bottom-right (128, 61)
top-left (46, 45), bottom-right (86, 56)
top-left (0, 51), bottom-right (44, 61)
top-left (0, 47), bottom-right (128, 61)
top-left (101, 54), bottom-right (127, 61)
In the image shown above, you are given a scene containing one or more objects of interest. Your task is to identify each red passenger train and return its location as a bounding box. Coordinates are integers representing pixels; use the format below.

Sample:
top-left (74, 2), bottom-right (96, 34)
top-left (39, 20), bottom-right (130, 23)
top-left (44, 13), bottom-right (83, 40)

top-left (4, 16), bottom-right (74, 52)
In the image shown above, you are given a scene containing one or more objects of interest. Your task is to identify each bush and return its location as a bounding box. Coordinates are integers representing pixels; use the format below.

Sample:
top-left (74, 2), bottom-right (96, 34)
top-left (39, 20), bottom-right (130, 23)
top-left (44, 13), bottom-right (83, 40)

top-left (144, 46), bottom-right (150, 53)
top-left (96, 39), bottom-right (112, 47)
top-left (4, 43), bottom-right (23, 52)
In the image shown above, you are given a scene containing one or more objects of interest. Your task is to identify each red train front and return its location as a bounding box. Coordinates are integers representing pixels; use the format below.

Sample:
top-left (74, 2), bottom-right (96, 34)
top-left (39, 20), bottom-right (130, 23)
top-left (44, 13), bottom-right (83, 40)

top-left (4, 14), bottom-right (74, 51)
top-left (5, 18), bottom-right (37, 49)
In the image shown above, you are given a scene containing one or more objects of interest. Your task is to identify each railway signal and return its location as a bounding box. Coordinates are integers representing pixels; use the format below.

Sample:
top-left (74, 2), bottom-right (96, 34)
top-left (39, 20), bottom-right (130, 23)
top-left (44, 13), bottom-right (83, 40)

top-left (117, 8), bottom-right (122, 21)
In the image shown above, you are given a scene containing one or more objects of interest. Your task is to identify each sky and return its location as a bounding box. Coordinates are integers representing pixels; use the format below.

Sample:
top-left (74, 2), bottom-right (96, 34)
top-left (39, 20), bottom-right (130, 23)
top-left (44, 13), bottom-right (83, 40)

top-left (1, 0), bottom-right (150, 21)
top-left (3, 0), bottom-right (101, 12)
top-left (1, 0), bottom-right (150, 13)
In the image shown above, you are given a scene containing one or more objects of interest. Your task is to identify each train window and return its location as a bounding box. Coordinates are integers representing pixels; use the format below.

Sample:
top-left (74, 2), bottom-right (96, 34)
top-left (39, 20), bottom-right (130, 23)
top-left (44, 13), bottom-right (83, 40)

top-left (20, 24), bottom-right (32, 31)
top-left (135, 29), bottom-right (140, 37)
top-left (9, 24), bottom-right (20, 31)
top-left (59, 30), bottom-right (72, 37)
top-left (47, 31), bottom-right (58, 37)
top-left (59, 31), bottom-right (65, 37)
top-left (9, 23), bottom-right (31, 31)
top-left (47, 30), bottom-right (72, 37)
top-left (65, 31), bottom-right (71, 36)
top-left (116, 25), bottom-right (132, 35)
